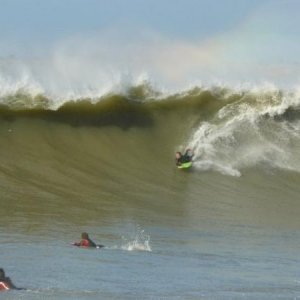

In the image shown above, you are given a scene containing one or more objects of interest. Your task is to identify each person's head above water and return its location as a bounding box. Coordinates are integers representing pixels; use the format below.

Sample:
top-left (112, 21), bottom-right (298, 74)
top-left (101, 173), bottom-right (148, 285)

top-left (81, 232), bottom-right (89, 239)
top-left (175, 152), bottom-right (182, 159)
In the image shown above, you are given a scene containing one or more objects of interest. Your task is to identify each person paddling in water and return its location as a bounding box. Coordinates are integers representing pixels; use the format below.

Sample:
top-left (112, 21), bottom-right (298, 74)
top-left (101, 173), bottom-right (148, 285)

top-left (175, 149), bottom-right (193, 166)
top-left (73, 232), bottom-right (104, 248)
top-left (0, 268), bottom-right (23, 291)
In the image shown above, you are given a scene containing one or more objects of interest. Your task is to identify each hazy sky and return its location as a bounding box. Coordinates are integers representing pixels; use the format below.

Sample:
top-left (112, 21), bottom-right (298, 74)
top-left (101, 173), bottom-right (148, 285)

top-left (0, 0), bottom-right (273, 52)
top-left (0, 0), bottom-right (299, 91)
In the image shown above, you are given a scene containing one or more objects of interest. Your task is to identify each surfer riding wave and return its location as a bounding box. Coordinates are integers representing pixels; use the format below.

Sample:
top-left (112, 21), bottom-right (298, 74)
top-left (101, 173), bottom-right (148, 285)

top-left (175, 149), bottom-right (193, 167)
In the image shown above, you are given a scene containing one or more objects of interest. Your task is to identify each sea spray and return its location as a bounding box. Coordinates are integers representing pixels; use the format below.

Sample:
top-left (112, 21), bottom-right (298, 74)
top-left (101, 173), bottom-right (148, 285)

top-left (121, 228), bottom-right (152, 252)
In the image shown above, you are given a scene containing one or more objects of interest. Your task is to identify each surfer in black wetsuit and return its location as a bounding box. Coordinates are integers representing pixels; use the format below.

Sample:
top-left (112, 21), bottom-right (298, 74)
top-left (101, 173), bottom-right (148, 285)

top-left (0, 268), bottom-right (23, 291)
top-left (175, 149), bottom-right (193, 166)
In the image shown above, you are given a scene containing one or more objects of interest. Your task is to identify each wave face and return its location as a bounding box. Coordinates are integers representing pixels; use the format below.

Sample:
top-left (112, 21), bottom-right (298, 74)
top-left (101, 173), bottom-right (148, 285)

top-left (1, 83), bottom-right (300, 177)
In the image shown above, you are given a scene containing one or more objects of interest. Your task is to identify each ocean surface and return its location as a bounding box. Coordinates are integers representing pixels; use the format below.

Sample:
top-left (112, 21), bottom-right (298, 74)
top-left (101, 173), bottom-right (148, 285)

top-left (1, 84), bottom-right (300, 299)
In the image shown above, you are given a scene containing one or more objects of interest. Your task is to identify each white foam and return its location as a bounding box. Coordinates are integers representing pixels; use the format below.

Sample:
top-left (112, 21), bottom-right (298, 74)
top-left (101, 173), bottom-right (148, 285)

top-left (187, 87), bottom-right (300, 176)
top-left (121, 229), bottom-right (152, 252)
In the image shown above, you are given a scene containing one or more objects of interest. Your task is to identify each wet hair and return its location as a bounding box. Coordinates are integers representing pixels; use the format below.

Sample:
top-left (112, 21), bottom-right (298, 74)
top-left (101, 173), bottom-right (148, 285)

top-left (0, 268), bottom-right (5, 279)
top-left (81, 232), bottom-right (89, 239)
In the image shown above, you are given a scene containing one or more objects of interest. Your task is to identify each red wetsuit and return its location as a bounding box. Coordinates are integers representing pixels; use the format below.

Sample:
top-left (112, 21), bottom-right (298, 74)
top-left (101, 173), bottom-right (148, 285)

top-left (74, 238), bottom-right (97, 247)
top-left (80, 239), bottom-right (90, 247)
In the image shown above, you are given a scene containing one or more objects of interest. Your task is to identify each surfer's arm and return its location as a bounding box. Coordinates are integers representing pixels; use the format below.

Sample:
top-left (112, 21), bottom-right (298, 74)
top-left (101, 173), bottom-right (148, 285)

top-left (186, 149), bottom-right (194, 160)
top-left (88, 239), bottom-right (97, 247)
top-left (5, 278), bottom-right (20, 290)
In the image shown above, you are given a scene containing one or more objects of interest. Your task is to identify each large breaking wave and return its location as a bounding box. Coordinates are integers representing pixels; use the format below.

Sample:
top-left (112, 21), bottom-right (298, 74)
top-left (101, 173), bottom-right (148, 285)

top-left (1, 59), bottom-right (300, 176)
top-left (0, 47), bottom-right (300, 176)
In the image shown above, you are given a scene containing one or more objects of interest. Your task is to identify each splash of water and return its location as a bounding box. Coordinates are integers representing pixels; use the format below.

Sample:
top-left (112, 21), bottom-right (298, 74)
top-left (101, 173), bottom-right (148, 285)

top-left (121, 229), bottom-right (152, 252)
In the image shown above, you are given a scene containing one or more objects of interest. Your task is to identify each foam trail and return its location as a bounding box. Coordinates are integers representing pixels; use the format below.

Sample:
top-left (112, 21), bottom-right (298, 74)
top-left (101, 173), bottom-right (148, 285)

top-left (188, 88), bottom-right (300, 176)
